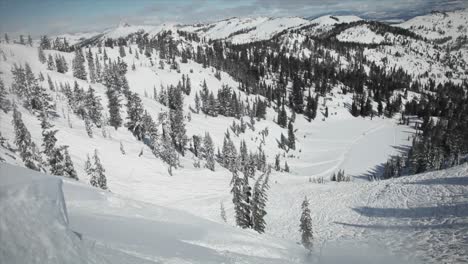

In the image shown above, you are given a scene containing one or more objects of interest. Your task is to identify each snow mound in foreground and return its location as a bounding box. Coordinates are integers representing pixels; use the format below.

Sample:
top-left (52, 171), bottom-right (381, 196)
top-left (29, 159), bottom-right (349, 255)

top-left (0, 164), bottom-right (107, 264)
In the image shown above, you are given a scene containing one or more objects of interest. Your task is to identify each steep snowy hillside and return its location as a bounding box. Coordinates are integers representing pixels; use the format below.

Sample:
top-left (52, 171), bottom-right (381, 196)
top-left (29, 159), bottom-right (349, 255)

top-left (1, 7), bottom-right (468, 264)
top-left (0, 163), bottom-right (309, 264)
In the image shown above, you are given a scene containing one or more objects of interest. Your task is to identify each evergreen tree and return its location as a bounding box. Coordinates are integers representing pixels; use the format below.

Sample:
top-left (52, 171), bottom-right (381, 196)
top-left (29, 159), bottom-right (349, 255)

top-left (92, 149), bottom-right (108, 190)
top-left (84, 112), bottom-right (93, 138)
top-left (292, 77), bottom-right (304, 113)
top-left (287, 120), bottom-right (295, 150)
top-left (277, 102), bottom-right (287, 128)
top-left (299, 196), bottom-right (313, 252)
top-left (47, 54), bottom-right (55, 70)
top-left (12, 106), bottom-right (43, 171)
top-left (251, 170), bottom-right (270, 233)
top-left (220, 201), bottom-right (227, 222)
top-left (125, 92), bottom-right (145, 140)
top-left (87, 48), bottom-right (96, 83)
top-left (85, 154), bottom-right (95, 185)
top-left (38, 47), bottom-right (46, 64)
top-left (119, 45), bottom-right (126, 57)
top-left (85, 86), bottom-right (103, 126)
top-left (27, 35), bottom-right (33, 46)
top-left (203, 132), bottom-right (215, 171)
top-left (222, 132), bottom-right (238, 172)
top-left (168, 85), bottom-right (187, 154)
top-left (106, 86), bottom-right (122, 129)
top-left (63, 148), bottom-right (78, 180)
top-left (72, 48), bottom-right (87, 80)
top-left (0, 78), bottom-right (10, 113)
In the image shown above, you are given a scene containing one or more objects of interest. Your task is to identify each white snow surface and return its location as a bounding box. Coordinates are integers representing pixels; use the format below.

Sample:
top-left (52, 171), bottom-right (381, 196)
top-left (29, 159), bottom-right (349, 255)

top-left (398, 9), bottom-right (468, 43)
top-left (337, 25), bottom-right (385, 44)
top-left (180, 16), bottom-right (310, 44)
top-left (1, 12), bottom-right (468, 261)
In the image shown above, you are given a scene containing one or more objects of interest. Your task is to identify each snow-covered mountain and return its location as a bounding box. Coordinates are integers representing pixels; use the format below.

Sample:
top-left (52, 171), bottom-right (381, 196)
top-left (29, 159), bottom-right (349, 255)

top-left (1, 7), bottom-right (468, 264)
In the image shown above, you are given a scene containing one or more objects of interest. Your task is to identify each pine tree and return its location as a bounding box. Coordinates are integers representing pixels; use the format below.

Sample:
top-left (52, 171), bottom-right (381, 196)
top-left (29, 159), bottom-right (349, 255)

top-left (119, 45), bottom-right (126, 57)
top-left (4, 33), bottom-right (9, 43)
top-left (288, 120), bottom-right (295, 150)
top-left (38, 47), bottom-right (46, 64)
top-left (192, 91), bottom-right (200, 114)
top-left (220, 202), bottom-right (227, 223)
top-left (86, 48), bottom-right (96, 83)
top-left (274, 154), bottom-right (281, 171)
top-left (203, 132), bottom-right (215, 171)
top-left (63, 148), bottom-right (78, 180)
top-left (168, 85), bottom-right (186, 154)
top-left (0, 78), bottom-right (10, 113)
top-left (231, 170), bottom-right (250, 228)
top-left (84, 112), bottom-right (93, 138)
top-left (27, 35), bottom-right (33, 46)
top-left (85, 86), bottom-right (103, 126)
top-left (222, 132), bottom-right (237, 172)
top-left (12, 106), bottom-right (43, 171)
top-left (125, 92), bottom-right (145, 140)
top-left (85, 154), bottom-right (96, 185)
top-left (106, 86), bottom-right (122, 129)
top-left (72, 48), bottom-right (87, 80)
top-left (251, 170), bottom-right (270, 233)
top-left (47, 54), bottom-right (55, 70)
top-left (277, 102), bottom-right (287, 128)
top-left (299, 196), bottom-right (313, 251)
top-left (93, 149), bottom-right (108, 190)
top-left (292, 77), bottom-right (304, 113)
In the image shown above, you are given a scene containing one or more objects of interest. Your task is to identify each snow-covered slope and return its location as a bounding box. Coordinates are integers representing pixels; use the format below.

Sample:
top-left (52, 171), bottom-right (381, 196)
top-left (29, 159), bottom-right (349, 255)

top-left (336, 24), bottom-right (386, 44)
top-left (180, 16), bottom-right (311, 44)
top-left (398, 9), bottom-right (468, 43)
top-left (0, 163), bottom-right (309, 264)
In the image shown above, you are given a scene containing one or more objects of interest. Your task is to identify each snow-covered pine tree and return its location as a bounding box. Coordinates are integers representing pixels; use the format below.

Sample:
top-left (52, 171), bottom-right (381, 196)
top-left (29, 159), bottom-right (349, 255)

top-left (47, 75), bottom-right (55, 91)
top-left (203, 132), bottom-right (215, 171)
top-left (93, 149), bottom-right (108, 190)
top-left (220, 201), bottom-right (227, 223)
top-left (168, 85), bottom-right (187, 154)
top-left (125, 92), bottom-right (145, 140)
top-left (12, 106), bottom-right (43, 171)
top-left (251, 169), bottom-right (270, 233)
top-left (275, 154), bottom-right (281, 171)
top-left (0, 78), bottom-right (10, 113)
top-left (119, 45), bottom-right (126, 58)
top-left (85, 86), bottom-right (103, 126)
top-left (106, 85), bottom-right (122, 130)
top-left (86, 154), bottom-right (97, 186)
top-left (72, 48), bottom-right (87, 80)
top-left (86, 48), bottom-right (96, 83)
top-left (230, 170), bottom-right (245, 227)
top-left (84, 112), bottom-right (93, 138)
top-left (222, 131), bottom-right (238, 172)
top-left (299, 196), bottom-right (313, 251)
top-left (63, 148), bottom-right (78, 180)
top-left (46, 54), bottom-right (55, 70)
top-left (38, 47), bottom-right (46, 64)
top-left (94, 55), bottom-right (101, 82)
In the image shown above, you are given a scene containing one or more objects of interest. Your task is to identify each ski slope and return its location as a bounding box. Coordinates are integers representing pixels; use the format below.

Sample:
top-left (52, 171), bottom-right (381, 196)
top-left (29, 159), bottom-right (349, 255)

top-left (1, 8), bottom-right (468, 262)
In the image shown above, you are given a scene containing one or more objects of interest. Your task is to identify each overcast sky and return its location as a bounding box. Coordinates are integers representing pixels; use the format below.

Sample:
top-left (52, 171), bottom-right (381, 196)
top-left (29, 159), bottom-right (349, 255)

top-left (1, 0), bottom-right (467, 36)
